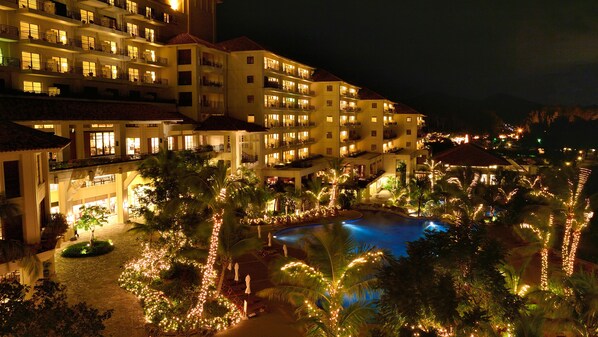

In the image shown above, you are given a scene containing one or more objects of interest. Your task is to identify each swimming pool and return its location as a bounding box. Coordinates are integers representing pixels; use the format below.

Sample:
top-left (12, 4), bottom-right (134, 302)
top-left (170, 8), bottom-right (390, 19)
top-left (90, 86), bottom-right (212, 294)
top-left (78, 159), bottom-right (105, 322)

top-left (273, 211), bottom-right (446, 257)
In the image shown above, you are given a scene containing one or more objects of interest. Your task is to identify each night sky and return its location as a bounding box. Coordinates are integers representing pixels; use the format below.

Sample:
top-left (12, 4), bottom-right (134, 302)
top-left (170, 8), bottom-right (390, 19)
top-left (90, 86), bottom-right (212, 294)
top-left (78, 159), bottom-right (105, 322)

top-left (217, 0), bottom-right (598, 105)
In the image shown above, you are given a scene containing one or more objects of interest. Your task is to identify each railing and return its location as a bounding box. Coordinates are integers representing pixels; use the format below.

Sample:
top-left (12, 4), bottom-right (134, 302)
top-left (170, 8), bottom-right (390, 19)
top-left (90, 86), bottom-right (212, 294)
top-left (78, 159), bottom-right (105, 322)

top-left (384, 122), bottom-right (398, 126)
top-left (201, 59), bottom-right (223, 68)
top-left (145, 56), bottom-right (167, 66)
top-left (383, 133), bottom-right (398, 140)
top-left (201, 79), bottom-right (223, 87)
top-left (340, 91), bottom-right (358, 99)
top-left (241, 153), bottom-right (258, 163)
top-left (200, 101), bottom-right (224, 109)
top-left (0, 56), bottom-right (20, 68)
top-left (264, 81), bottom-right (281, 89)
top-left (84, 45), bottom-right (128, 56)
top-left (341, 106), bottom-right (361, 112)
top-left (20, 0), bottom-right (82, 21)
top-left (50, 155), bottom-right (143, 171)
top-left (341, 121), bottom-right (361, 127)
top-left (0, 24), bottom-right (18, 39)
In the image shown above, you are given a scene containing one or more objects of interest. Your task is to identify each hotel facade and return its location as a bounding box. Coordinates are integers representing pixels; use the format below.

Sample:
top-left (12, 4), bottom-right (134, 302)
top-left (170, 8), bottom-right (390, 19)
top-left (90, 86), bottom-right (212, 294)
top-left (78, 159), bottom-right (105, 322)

top-left (0, 0), bottom-right (426, 284)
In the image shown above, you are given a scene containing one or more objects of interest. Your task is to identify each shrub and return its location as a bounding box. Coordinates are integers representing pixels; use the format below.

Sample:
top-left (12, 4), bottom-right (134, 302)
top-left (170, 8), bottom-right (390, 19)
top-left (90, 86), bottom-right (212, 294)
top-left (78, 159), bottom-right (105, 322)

top-left (61, 240), bottom-right (114, 258)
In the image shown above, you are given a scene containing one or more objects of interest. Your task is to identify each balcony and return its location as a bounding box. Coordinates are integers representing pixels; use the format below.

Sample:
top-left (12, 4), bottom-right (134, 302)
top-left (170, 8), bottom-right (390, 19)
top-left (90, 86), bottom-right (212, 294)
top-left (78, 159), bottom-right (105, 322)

top-left (80, 19), bottom-right (128, 38)
top-left (341, 135), bottom-right (361, 143)
top-left (341, 121), bottom-right (361, 128)
top-left (201, 79), bottom-right (223, 88)
top-left (201, 59), bottom-right (224, 69)
top-left (383, 132), bottom-right (398, 140)
top-left (18, 0), bottom-right (82, 26)
top-left (383, 121), bottom-right (398, 127)
top-left (20, 35), bottom-right (82, 53)
top-left (0, 0), bottom-right (17, 10)
top-left (78, 0), bottom-right (126, 13)
top-left (82, 45), bottom-right (130, 61)
top-left (50, 154), bottom-right (143, 171)
top-left (341, 106), bottom-right (361, 113)
top-left (0, 56), bottom-right (20, 68)
top-left (340, 91), bottom-right (358, 99)
top-left (0, 24), bottom-right (19, 42)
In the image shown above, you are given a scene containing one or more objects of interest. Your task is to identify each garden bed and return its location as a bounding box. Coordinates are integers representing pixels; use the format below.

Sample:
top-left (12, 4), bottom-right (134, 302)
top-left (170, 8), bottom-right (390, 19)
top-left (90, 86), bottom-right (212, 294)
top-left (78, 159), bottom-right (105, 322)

top-left (61, 240), bottom-right (115, 258)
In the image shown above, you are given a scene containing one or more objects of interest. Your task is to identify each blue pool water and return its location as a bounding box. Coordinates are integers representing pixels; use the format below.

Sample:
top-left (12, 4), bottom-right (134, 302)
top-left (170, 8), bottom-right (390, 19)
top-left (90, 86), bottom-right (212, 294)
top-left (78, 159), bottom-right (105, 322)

top-left (273, 211), bottom-right (446, 257)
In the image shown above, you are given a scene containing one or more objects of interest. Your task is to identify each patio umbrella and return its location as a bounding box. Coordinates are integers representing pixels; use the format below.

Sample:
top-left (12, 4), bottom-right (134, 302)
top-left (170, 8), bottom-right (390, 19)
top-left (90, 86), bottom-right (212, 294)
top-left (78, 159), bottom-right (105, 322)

top-left (245, 274), bottom-right (251, 294)
top-left (268, 232), bottom-right (272, 247)
top-left (243, 300), bottom-right (248, 318)
top-left (283, 244), bottom-right (288, 257)
top-left (227, 261), bottom-right (232, 271)
top-left (257, 224), bottom-right (262, 238)
top-left (234, 262), bottom-right (239, 282)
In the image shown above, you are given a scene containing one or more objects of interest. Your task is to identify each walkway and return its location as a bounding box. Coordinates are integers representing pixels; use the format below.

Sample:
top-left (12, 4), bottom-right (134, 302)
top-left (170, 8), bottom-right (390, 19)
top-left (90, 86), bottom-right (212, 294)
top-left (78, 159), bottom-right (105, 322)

top-left (54, 222), bottom-right (146, 337)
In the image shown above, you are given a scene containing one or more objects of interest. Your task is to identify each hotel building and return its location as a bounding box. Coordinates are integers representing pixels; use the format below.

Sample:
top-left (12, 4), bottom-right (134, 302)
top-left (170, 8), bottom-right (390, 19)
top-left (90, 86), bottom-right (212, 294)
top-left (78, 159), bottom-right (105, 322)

top-left (0, 3), bottom-right (426, 284)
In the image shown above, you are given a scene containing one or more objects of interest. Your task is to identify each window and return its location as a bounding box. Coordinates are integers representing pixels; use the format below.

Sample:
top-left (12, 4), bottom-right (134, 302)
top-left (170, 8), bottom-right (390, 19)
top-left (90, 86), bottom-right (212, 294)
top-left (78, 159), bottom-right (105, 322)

top-left (371, 117), bottom-right (377, 122)
top-left (127, 23), bottom-right (138, 37)
top-left (406, 129), bottom-right (412, 135)
top-left (19, 0), bottom-right (36, 9)
top-left (127, 45), bottom-right (138, 59)
top-left (23, 81), bottom-right (41, 93)
top-left (103, 64), bottom-right (118, 79)
top-left (247, 115), bottom-right (255, 123)
top-left (246, 75), bottom-right (254, 83)
top-left (167, 136), bottom-right (174, 150)
top-left (184, 135), bottom-right (195, 149)
top-left (3, 161), bottom-right (20, 198)
top-left (177, 49), bottom-right (191, 64)
top-left (326, 100), bottom-right (332, 107)
top-left (371, 144), bottom-right (377, 151)
top-left (247, 95), bottom-right (254, 103)
top-left (326, 116), bottom-right (333, 123)
top-left (371, 130), bottom-right (377, 137)
top-left (406, 141), bottom-right (411, 147)
top-left (51, 57), bottom-right (68, 73)
top-left (126, 138), bottom-right (140, 155)
top-left (20, 22), bottom-right (39, 39)
top-left (326, 85), bottom-right (332, 91)
top-left (143, 49), bottom-right (156, 62)
top-left (21, 52), bottom-right (40, 70)
top-left (145, 6), bottom-right (152, 18)
top-left (143, 70), bottom-right (156, 83)
top-left (406, 117), bottom-right (412, 122)
top-left (82, 61), bottom-right (96, 76)
top-left (149, 137), bottom-right (159, 154)
top-left (163, 13), bottom-right (171, 23)
top-left (80, 9), bottom-right (94, 23)
top-left (82, 36), bottom-right (95, 50)
top-left (246, 56), bottom-right (254, 64)
top-left (49, 28), bottom-right (68, 45)
top-left (326, 132), bottom-right (332, 139)
top-left (89, 131), bottom-right (115, 156)
top-left (372, 103), bottom-right (377, 108)
top-left (326, 148), bottom-right (332, 155)
top-left (128, 68), bottom-right (139, 82)
top-left (178, 71), bottom-right (192, 85)
top-left (144, 28), bottom-right (155, 42)
top-left (126, 0), bottom-right (137, 13)
top-left (178, 92), bottom-right (192, 106)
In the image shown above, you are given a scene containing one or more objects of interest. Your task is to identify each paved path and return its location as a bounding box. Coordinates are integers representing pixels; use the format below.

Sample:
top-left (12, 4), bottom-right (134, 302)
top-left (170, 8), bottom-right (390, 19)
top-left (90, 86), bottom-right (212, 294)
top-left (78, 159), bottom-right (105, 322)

top-left (54, 222), bottom-right (147, 337)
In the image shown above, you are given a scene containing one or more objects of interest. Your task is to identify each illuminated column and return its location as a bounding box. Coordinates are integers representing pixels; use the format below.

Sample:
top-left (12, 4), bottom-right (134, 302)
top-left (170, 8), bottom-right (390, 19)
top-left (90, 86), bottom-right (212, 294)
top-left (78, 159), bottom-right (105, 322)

top-left (115, 171), bottom-right (128, 224)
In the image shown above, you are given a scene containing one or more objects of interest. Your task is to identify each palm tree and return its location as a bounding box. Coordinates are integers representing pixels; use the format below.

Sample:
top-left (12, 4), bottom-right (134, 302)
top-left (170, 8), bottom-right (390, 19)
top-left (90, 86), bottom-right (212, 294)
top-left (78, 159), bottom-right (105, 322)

top-left (306, 176), bottom-right (328, 211)
top-left (423, 159), bottom-right (444, 191)
top-left (186, 161), bottom-right (252, 318)
top-left (215, 209), bottom-right (262, 294)
top-left (259, 223), bottom-right (385, 337)
top-left (517, 207), bottom-right (555, 290)
top-left (323, 158), bottom-right (350, 209)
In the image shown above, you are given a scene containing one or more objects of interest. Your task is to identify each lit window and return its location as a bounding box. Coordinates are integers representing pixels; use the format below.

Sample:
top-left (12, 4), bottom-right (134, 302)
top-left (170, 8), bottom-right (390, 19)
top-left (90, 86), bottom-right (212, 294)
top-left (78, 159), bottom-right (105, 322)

top-left (128, 45), bottom-right (139, 59)
top-left (143, 49), bottom-right (156, 62)
top-left (144, 28), bottom-right (155, 42)
top-left (103, 65), bottom-right (118, 79)
top-left (145, 6), bottom-right (152, 18)
top-left (126, 0), bottom-right (137, 14)
top-left (80, 9), bottom-right (94, 23)
top-left (23, 81), bottom-right (41, 93)
top-left (326, 116), bottom-right (333, 123)
top-left (128, 68), bottom-right (139, 82)
top-left (127, 23), bottom-right (139, 37)
top-left (406, 117), bottom-right (412, 122)
top-left (167, 136), bottom-right (174, 150)
top-left (247, 115), bottom-right (255, 123)
top-left (163, 13), bottom-right (171, 23)
top-left (82, 36), bottom-right (95, 50)
top-left (50, 57), bottom-right (68, 73)
top-left (19, 0), bottom-right (37, 9)
top-left (184, 135), bottom-right (196, 149)
top-left (126, 138), bottom-right (141, 155)
top-left (150, 138), bottom-right (159, 153)
top-left (371, 117), bottom-right (377, 123)
top-left (83, 61), bottom-right (96, 77)
top-left (20, 22), bottom-right (39, 39)
top-left (89, 132), bottom-right (115, 156)
top-left (21, 51), bottom-right (40, 70)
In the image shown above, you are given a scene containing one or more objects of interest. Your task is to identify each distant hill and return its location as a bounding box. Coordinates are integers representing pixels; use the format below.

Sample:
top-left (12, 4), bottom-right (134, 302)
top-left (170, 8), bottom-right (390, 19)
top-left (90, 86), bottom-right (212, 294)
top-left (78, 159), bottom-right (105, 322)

top-left (402, 92), bottom-right (543, 134)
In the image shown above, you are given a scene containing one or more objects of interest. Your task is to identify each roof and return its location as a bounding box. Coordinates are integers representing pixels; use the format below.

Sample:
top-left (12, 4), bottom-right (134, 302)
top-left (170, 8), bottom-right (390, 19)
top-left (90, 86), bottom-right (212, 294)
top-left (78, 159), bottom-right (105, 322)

top-left (312, 69), bottom-right (344, 82)
top-left (394, 102), bottom-right (423, 115)
top-left (358, 87), bottom-right (387, 100)
top-left (217, 36), bottom-right (266, 52)
top-left (0, 96), bottom-right (185, 122)
top-left (0, 120), bottom-right (70, 152)
top-left (167, 33), bottom-right (222, 50)
top-left (433, 143), bottom-right (511, 167)
top-left (195, 115), bottom-right (268, 132)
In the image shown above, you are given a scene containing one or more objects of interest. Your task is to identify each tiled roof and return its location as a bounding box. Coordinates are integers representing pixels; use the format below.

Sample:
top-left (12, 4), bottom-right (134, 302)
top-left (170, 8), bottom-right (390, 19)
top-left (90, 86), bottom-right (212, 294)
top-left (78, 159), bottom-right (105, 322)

top-left (167, 33), bottom-right (223, 50)
top-left (0, 96), bottom-right (185, 122)
top-left (217, 36), bottom-right (266, 52)
top-left (433, 143), bottom-right (511, 167)
top-left (394, 102), bottom-right (423, 115)
top-left (0, 120), bottom-right (70, 152)
top-left (195, 115), bottom-right (268, 132)
top-left (312, 69), bottom-right (344, 82)
top-left (358, 87), bottom-right (387, 100)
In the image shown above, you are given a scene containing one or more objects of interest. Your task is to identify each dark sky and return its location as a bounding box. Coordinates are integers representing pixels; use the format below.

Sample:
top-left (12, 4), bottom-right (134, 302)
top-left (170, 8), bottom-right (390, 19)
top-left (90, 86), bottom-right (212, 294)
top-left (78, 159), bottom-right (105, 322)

top-left (217, 0), bottom-right (598, 105)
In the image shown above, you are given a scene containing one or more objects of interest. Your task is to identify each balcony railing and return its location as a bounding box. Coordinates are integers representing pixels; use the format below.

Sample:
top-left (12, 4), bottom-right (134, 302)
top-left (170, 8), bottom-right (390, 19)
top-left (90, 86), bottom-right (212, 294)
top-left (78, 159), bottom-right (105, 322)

top-left (19, 0), bottom-right (82, 21)
top-left (50, 155), bottom-right (143, 171)
top-left (341, 106), bottom-right (361, 112)
top-left (0, 56), bottom-right (20, 68)
top-left (341, 121), bottom-right (361, 127)
top-left (383, 132), bottom-right (398, 140)
top-left (384, 121), bottom-right (398, 126)
top-left (201, 59), bottom-right (223, 68)
top-left (0, 24), bottom-right (19, 39)
top-left (201, 79), bottom-right (223, 87)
